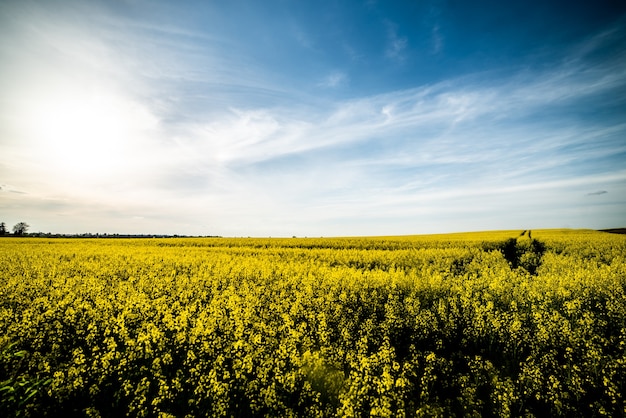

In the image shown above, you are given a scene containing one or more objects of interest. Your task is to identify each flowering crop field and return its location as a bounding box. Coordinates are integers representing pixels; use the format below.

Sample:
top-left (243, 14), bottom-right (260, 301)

top-left (1, 230), bottom-right (625, 417)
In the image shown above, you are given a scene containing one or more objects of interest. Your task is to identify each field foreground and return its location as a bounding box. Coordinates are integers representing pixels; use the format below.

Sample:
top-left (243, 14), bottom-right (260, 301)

top-left (1, 230), bottom-right (625, 417)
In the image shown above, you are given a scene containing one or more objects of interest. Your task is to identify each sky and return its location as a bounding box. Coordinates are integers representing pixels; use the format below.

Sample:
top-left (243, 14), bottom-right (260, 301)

top-left (1, 0), bottom-right (625, 237)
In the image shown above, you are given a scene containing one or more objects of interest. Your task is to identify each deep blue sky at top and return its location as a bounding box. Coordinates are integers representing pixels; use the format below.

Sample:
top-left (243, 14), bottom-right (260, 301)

top-left (127, 0), bottom-right (624, 93)
top-left (92, 0), bottom-right (626, 131)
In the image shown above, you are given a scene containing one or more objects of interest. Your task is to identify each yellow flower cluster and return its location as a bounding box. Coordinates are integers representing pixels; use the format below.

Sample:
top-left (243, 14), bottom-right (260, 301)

top-left (0, 230), bottom-right (624, 416)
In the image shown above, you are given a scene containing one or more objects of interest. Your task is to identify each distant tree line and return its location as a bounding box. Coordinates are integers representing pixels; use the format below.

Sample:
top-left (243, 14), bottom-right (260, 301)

top-left (24, 233), bottom-right (219, 238)
top-left (0, 222), bottom-right (220, 238)
top-left (0, 222), bottom-right (29, 236)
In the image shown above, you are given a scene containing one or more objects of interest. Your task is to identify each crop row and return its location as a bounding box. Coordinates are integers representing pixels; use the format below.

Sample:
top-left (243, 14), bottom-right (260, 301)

top-left (1, 231), bottom-right (624, 416)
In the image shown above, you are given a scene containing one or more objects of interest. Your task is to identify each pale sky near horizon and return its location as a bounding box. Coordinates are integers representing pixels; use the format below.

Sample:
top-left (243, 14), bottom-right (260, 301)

top-left (1, 0), bottom-right (625, 237)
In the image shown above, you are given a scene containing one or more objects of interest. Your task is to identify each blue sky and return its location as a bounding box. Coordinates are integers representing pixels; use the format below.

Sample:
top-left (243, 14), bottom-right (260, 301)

top-left (1, 0), bottom-right (625, 236)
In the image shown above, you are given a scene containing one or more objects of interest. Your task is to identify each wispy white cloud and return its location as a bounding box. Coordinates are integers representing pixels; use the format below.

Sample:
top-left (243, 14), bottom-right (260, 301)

top-left (431, 24), bottom-right (443, 54)
top-left (426, 1), bottom-right (444, 55)
top-left (384, 20), bottom-right (408, 62)
top-left (318, 71), bottom-right (349, 88)
top-left (290, 21), bottom-right (316, 50)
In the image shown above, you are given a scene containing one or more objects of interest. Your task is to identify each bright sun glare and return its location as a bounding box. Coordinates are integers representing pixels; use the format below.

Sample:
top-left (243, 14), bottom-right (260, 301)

top-left (20, 87), bottom-right (157, 181)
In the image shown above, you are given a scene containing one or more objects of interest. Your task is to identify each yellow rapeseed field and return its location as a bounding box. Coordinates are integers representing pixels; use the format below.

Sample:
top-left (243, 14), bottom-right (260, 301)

top-left (1, 229), bottom-right (625, 416)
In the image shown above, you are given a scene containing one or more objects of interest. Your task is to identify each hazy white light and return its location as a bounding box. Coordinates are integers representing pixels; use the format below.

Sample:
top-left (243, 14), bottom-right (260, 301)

top-left (18, 86), bottom-right (158, 181)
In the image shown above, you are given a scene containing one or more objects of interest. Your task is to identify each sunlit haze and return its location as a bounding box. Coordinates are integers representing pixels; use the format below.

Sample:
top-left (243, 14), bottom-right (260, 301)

top-left (1, 0), bottom-right (625, 236)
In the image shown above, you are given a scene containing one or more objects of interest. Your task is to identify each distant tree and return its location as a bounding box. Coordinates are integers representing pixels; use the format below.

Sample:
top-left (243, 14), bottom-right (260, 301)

top-left (12, 222), bottom-right (29, 236)
top-left (0, 222), bottom-right (6, 236)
